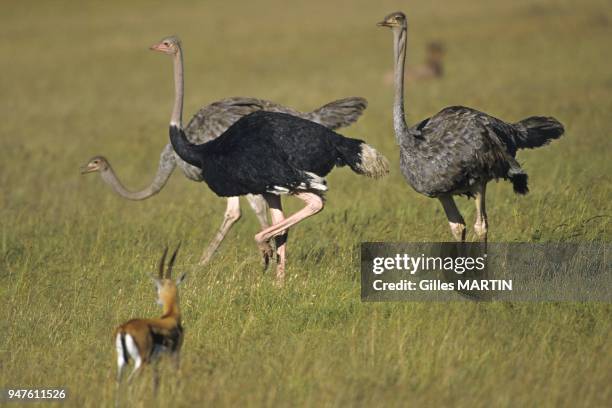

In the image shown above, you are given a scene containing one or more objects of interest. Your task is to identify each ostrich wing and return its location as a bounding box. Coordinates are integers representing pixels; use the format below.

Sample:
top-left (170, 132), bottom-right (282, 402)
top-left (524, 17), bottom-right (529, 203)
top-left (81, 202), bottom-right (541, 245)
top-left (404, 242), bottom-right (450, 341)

top-left (183, 96), bottom-right (368, 144)
top-left (199, 137), bottom-right (312, 197)
top-left (403, 106), bottom-right (525, 196)
top-left (184, 97), bottom-right (303, 144)
top-left (195, 112), bottom-right (333, 197)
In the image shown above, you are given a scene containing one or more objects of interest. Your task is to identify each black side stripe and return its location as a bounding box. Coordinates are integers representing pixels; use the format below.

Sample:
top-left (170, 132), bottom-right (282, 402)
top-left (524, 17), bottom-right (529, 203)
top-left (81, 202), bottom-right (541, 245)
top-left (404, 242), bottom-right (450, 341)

top-left (120, 332), bottom-right (130, 364)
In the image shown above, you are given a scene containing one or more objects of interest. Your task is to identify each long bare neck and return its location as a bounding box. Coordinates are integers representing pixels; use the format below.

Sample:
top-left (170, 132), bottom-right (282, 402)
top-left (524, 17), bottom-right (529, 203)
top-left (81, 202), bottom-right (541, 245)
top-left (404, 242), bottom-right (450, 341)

top-left (99, 153), bottom-right (175, 201)
top-left (392, 27), bottom-right (410, 142)
top-left (166, 43), bottom-right (205, 167)
top-left (170, 47), bottom-right (184, 128)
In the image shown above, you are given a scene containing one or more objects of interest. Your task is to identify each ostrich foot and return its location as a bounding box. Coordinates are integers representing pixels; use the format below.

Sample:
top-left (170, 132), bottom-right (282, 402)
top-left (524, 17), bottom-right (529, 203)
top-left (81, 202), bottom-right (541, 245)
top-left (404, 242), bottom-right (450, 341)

top-left (474, 222), bottom-right (488, 242)
top-left (255, 237), bottom-right (274, 270)
top-left (273, 271), bottom-right (285, 288)
top-left (273, 234), bottom-right (287, 285)
top-left (449, 222), bottom-right (466, 242)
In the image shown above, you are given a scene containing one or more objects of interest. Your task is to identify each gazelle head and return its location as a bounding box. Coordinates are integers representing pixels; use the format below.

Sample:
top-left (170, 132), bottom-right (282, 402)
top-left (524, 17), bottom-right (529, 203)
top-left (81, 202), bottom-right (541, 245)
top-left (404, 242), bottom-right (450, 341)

top-left (153, 245), bottom-right (186, 307)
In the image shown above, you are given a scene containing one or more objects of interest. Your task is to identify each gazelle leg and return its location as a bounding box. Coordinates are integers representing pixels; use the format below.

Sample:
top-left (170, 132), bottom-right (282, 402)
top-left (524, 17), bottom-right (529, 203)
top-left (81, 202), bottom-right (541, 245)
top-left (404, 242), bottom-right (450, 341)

top-left (473, 183), bottom-right (488, 242)
top-left (254, 192), bottom-right (323, 282)
top-left (438, 195), bottom-right (466, 242)
top-left (199, 197), bottom-right (241, 265)
top-left (152, 363), bottom-right (160, 395)
top-left (171, 352), bottom-right (181, 388)
top-left (115, 335), bottom-right (127, 385)
top-left (172, 351), bottom-right (181, 371)
top-left (115, 335), bottom-right (126, 408)
top-left (262, 194), bottom-right (288, 282)
top-left (125, 334), bottom-right (143, 384)
top-left (127, 359), bottom-right (143, 384)
top-left (246, 194), bottom-right (269, 229)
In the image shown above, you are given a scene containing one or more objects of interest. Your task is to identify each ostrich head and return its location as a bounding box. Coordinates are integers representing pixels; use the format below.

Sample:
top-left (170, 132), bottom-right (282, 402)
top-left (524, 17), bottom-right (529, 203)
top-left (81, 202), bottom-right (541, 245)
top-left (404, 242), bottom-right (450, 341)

top-left (150, 36), bottom-right (181, 55)
top-left (377, 11), bottom-right (407, 30)
top-left (80, 156), bottom-right (109, 174)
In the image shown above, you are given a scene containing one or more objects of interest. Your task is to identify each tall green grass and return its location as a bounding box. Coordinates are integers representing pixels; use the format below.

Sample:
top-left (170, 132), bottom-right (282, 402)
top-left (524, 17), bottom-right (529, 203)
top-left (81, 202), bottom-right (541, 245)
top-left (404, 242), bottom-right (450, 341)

top-left (0, 0), bottom-right (610, 406)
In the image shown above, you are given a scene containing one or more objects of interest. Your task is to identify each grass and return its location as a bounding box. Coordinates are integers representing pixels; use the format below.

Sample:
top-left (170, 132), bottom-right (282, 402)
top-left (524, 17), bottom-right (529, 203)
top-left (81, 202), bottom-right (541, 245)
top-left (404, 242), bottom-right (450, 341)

top-left (1, 0), bottom-right (611, 406)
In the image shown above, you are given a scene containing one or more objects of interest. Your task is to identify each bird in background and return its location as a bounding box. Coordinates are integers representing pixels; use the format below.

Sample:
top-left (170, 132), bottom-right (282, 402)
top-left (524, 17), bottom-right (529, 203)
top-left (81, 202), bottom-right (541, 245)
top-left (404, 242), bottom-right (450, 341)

top-left (378, 11), bottom-right (564, 242)
top-left (383, 41), bottom-right (445, 85)
top-left (81, 35), bottom-right (368, 266)
top-left (157, 38), bottom-right (389, 284)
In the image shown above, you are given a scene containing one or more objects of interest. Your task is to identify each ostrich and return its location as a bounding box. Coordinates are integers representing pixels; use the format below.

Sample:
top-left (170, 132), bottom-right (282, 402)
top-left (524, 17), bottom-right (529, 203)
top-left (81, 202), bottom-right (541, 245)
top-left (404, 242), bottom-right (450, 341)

top-left (378, 11), bottom-right (564, 242)
top-left (81, 36), bottom-right (368, 266)
top-left (155, 42), bottom-right (389, 284)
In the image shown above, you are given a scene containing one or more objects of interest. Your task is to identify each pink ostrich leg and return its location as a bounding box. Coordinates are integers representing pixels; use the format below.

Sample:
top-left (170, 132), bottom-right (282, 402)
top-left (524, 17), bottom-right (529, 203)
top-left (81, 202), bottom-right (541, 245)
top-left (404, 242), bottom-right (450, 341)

top-left (255, 192), bottom-right (324, 284)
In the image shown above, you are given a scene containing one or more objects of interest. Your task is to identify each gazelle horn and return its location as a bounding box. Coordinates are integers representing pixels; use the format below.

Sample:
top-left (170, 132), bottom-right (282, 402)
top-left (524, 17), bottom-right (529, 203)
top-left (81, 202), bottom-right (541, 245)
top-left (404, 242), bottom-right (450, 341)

top-left (159, 247), bottom-right (169, 279)
top-left (167, 243), bottom-right (181, 279)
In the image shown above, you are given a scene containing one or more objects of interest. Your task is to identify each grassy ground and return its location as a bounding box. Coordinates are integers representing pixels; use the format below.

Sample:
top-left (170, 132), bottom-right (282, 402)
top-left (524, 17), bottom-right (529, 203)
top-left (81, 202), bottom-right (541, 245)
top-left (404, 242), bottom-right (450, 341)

top-left (1, 0), bottom-right (611, 406)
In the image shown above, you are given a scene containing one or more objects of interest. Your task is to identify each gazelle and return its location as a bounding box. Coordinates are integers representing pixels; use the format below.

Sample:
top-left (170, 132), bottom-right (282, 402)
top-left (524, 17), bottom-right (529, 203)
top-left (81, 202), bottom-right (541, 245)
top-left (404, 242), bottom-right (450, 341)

top-left (113, 245), bottom-right (186, 393)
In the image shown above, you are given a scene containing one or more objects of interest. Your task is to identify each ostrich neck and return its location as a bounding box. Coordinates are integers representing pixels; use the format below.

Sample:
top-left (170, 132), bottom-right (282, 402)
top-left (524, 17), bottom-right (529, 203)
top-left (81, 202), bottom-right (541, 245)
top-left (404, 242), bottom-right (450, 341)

top-left (170, 48), bottom-right (184, 127)
top-left (99, 154), bottom-right (175, 201)
top-left (393, 28), bottom-right (410, 142)
top-left (167, 45), bottom-right (204, 168)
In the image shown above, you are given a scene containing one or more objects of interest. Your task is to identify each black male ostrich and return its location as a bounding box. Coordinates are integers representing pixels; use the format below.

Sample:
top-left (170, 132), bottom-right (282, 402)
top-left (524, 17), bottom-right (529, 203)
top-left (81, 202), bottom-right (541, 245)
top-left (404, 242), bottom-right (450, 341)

top-left (81, 36), bottom-right (368, 266)
top-left (170, 112), bottom-right (388, 283)
top-left (163, 71), bottom-right (389, 283)
top-left (378, 11), bottom-right (564, 242)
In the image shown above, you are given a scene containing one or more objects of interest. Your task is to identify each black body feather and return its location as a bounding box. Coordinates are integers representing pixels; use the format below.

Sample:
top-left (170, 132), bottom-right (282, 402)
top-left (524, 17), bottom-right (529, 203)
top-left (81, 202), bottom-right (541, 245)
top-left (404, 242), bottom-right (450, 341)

top-left (172, 97), bottom-right (368, 182)
top-left (170, 111), bottom-right (386, 197)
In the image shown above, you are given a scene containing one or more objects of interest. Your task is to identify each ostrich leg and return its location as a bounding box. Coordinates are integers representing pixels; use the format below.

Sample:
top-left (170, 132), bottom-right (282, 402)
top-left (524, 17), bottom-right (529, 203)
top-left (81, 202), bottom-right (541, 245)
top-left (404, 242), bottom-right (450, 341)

top-left (473, 183), bottom-right (488, 242)
top-left (438, 195), bottom-right (466, 242)
top-left (199, 197), bottom-right (241, 265)
top-left (254, 192), bottom-right (324, 284)
top-left (261, 194), bottom-right (288, 282)
top-left (246, 194), bottom-right (269, 229)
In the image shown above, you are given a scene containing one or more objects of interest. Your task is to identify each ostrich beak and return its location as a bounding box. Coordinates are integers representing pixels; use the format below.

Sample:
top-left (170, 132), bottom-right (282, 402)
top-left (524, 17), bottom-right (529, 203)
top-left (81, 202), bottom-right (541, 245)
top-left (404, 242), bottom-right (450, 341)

top-left (377, 20), bottom-right (392, 27)
top-left (150, 42), bottom-right (170, 53)
top-left (80, 164), bottom-right (94, 174)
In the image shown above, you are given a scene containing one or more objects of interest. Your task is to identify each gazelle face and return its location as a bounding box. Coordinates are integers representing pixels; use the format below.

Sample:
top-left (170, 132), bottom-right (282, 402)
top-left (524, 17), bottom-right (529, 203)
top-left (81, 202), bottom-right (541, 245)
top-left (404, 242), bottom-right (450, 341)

top-left (153, 275), bottom-right (186, 306)
top-left (150, 36), bottom-right (180, 55)
top-left (80, 156), bottom-right (108, 174)
top-left (377, 12), bottom-right (407, 29)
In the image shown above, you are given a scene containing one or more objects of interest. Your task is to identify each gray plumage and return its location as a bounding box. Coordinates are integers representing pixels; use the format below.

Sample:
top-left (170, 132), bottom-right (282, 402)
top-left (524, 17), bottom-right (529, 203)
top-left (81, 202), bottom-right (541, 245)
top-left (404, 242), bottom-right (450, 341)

top-left (379, 11), bottom-right (564, 241)
top-left (400, 106), bottom-right (563, 197)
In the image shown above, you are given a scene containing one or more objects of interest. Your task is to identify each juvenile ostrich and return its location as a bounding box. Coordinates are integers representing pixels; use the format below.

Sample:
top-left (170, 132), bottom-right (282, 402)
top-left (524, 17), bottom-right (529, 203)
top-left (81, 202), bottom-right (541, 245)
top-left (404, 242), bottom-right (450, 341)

top-left (378, 12), bottom-right (564, 241)
top-left (81, 36), bottom-right (368, 266)
top-left (383, 41), bottom-right (445, 85)
top-left (156, 42), bottom-right (389, 283)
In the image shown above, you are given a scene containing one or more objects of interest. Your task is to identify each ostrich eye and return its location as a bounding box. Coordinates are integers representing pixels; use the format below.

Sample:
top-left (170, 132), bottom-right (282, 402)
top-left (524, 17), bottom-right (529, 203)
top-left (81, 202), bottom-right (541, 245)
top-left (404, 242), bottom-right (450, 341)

top-left (164, 42), bottom-right (170, 46)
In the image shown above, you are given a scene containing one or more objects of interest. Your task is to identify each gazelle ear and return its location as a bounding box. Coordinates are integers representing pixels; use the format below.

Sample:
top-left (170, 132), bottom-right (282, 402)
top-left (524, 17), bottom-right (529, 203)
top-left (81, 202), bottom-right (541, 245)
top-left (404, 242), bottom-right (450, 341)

top-left (176, 273), bottom-right (187, 286)
top-left (150, 274), bottom-right (161, 288)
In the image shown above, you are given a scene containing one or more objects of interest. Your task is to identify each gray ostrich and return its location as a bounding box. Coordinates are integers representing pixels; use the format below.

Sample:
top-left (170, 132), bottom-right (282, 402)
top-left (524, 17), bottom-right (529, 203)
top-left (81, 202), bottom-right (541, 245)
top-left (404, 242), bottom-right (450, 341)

top-left (378, 12), bottom-right (564, 241)
top-left (81, 36), bottom-right (368, 264)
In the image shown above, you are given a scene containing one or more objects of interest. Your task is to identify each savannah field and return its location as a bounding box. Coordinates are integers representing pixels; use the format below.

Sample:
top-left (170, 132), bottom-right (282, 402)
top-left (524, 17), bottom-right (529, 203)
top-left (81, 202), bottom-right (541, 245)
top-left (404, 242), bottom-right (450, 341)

top-left (1, 0), bottom-right (611, 406)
